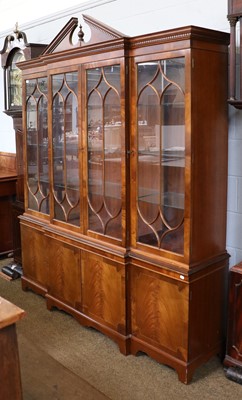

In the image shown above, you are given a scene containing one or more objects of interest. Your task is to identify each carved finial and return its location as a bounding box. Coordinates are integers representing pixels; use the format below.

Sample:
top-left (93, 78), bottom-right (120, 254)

top-left (13, 22), bottom-right (24, 40)
top-left (14, 22), bottom-right (19, 34)
top-left (78, 24), bottom-right (85, 43)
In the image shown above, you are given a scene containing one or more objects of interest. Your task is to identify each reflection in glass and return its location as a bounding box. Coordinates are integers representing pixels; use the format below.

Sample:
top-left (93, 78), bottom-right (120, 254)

top-left (87, 65), bottom-right (122, 239)
top-left (52, 72), bottom-right (79, 226)
top-left (26, 78), bottom-right (49, 214)
top-left (137, 58), bottom-right (185, 254)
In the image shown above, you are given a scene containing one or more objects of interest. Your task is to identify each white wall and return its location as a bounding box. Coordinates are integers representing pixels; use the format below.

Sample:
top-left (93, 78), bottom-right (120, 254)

top-left (0, 0), bottom-right (229, 152)
top-left (1, 0), bottom-right (241, 267)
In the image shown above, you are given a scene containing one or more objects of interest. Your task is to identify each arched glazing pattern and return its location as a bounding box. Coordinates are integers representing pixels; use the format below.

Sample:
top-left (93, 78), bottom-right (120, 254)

top-left (26, 77), bottom-right (49, 214)
top-left (52, 72), bottom-right (79, 226)
top-left (137, 58), bottom-right (185, 254)
top-left (87, 65), bottom-right (122, 239)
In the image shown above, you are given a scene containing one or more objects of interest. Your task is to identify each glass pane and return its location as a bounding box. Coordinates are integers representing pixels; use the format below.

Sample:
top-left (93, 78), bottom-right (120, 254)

top-left (138, 62), bottom-right (159, 94)
top-left (88, 89), bottom-right (103, 215)
top-left (137, 57), bottom-right (185, 254)
top-left (52, 74), bottom-right (64, 93)
top-left (87, 65), bottom-right (122, 239)
top-left (66, 93), bottom-right (79, 205)
top-left (27, 96), bottom-right (38, 210)
top-left (8, 51), bottom-right (25, 108)
top-left (66, 72), bottom-right (78, 95)
top-left (38, 96), bottom-right (49, 206)
top-left (87, 68), bottom-right (101, 93)
top-left (104, 90), bottom-right (122, 216)
top-left (103, 65), bottom-right (120, 92)
top-left (161, 59), bottom-right (185, 90)
top-left (138, 86), bottom-right (160, 225)
top-left (52, 72), bottom-right (80, 226)
top-left (161, 84), bottom-right (185, 230)
top-left (38, 77), bottom-right (48, 95)
top-left (26, 79), bottom-right (36, 97)
top-left (26, 78), bottom-right (49, 214)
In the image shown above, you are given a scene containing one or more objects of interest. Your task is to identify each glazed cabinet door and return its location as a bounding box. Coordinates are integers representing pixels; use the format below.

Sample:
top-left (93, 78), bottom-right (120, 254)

top-left (25, 71), bottom-right (80, 226)
top-left (131, 55), bottom-right (186, 257)
top-left (51, 71), bottom-right (80, 226)
top-left (25, 77), bottom-right (49, 215)
top-left (83, 61), bottom-right (128, 245)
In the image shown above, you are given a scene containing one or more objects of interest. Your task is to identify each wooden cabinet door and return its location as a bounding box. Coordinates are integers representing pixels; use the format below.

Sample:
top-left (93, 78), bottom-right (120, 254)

top-left (130, 265), bottom-right (188, 361)
top-left (21, 224), bottom-right (49, 292)
top-left (81, 252), bottom-right (127, 335)
top-left (48, 238), bottom-right (81, 308)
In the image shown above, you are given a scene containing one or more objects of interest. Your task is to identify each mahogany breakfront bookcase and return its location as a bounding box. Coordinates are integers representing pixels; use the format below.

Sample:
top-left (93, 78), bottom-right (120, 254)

top-left (18, 15), bottom-right (230, 383)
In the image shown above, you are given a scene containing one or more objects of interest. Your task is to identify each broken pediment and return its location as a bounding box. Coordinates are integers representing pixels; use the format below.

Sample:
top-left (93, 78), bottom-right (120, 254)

top-left (42, 14), bottom-right (127, 55)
